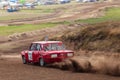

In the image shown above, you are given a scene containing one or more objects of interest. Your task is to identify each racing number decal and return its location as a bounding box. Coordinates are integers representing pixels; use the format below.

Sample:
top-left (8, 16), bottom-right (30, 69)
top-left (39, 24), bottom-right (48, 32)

top-left (28, 51), bottom-right (33, 60)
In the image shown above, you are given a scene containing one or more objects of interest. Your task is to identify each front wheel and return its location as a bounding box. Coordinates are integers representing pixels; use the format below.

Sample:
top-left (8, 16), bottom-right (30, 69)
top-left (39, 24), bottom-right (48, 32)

top-left (22, 56), bottom-right (27, 64)
top-left (39, 58), bottom-right (45, 67)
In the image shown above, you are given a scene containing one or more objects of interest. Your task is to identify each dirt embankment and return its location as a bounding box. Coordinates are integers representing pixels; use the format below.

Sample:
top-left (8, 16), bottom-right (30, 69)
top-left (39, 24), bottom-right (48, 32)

top-left (48, 21), bottom-right (120, 76)
top-left (0, 24), bottom-right (81, 54)
top-left (56, 21), bottom-right (120, 53)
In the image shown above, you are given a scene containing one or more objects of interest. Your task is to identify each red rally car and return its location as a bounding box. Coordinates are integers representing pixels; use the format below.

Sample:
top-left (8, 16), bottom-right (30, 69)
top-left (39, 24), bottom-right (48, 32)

top-left (21, 41), bottom-right (74, 66)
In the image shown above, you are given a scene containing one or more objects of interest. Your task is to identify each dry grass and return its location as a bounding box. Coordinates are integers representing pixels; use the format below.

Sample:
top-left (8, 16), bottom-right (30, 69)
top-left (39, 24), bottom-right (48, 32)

top-left (56, 21), bottom-right (120, 53)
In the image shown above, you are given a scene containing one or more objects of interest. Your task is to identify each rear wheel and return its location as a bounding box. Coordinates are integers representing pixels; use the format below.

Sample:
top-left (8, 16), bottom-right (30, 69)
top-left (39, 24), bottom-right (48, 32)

top-left (39, 58), bottom-right (45, 67)
top-left (22, 56), bottom-right (27, 64)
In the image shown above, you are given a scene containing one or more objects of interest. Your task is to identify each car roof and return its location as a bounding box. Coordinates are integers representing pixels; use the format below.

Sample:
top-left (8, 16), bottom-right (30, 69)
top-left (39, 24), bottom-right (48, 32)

top-left (32, 41), bottom-right (62, 44)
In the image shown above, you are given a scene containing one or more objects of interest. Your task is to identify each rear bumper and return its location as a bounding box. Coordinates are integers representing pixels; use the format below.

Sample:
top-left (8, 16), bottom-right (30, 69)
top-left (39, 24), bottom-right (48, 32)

top-left (44, 57), bottom-right (68, 64)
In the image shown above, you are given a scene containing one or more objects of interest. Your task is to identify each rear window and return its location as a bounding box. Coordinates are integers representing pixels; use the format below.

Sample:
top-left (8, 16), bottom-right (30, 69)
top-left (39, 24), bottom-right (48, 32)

top-left (44, 43), bottom-right (65, 51)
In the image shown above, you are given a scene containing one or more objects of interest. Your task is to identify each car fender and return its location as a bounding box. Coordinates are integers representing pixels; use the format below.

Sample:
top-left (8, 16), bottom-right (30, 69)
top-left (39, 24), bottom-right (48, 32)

top-left (21, 51), bottom-right (25, 56)
top-left (21, 50), bottom-right (28, 56)
top-left (37, 53), bottom-right (48, 62)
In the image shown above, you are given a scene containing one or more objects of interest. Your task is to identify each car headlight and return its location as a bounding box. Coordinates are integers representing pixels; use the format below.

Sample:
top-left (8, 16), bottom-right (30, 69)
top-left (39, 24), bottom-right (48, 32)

top-left (67, 53), bottom-right (73, 57)
top-left (51, 54), bottom-right (58, 58)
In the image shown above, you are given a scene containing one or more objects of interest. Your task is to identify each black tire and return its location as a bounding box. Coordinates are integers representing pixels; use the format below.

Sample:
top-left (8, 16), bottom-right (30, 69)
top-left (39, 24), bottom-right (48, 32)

top-left (22, 56), bottom-right (27, 64)
top-left (39, 58), bottom-right (45, 67)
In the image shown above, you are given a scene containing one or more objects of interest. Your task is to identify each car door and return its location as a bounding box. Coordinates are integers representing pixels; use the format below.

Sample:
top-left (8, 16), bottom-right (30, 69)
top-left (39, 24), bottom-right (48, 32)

top-left (28, 43), bottom-right (37, 62)
top-left (35, 43), bottom-right (42, 61)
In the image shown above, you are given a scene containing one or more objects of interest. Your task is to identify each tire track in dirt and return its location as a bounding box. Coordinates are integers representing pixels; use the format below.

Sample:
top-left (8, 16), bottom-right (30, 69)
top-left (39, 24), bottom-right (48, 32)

top-left (0, 2), bottom-right (120, 26)
top-left (0, 55), bottom-right (120, 80)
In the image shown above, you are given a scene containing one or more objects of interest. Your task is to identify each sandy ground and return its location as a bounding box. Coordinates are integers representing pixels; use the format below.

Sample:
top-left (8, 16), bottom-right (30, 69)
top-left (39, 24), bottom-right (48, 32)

top-left (0, 56), bottom-right (120, 80)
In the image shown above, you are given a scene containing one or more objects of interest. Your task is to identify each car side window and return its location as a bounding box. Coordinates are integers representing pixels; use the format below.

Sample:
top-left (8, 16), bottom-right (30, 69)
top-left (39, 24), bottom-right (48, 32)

top-left (30, 43), bottom-right (37, 51)
top-left (36, 44), bottom-right (41, 51)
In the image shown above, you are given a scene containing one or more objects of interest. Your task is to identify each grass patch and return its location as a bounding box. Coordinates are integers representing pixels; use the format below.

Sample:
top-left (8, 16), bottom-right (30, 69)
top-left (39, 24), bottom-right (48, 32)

top-left (0, 14), bottom-right (40, 21)
top-left (0, 11), bottom-right (53, 21)
top-left (0, 21), bottom-right (70, 36)
top-left (21, 9), bottom-right (54, 13)
top-left (0, 7), bottom-right (55, 21)
top-left (76, 7), bottom-right (120, 24)
top-left (0, 23), bottom-right (57, 36)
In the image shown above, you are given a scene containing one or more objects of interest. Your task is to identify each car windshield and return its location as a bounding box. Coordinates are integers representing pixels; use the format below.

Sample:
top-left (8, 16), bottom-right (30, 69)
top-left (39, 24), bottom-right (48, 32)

top-left (44, 43), bottom-right (65, 51)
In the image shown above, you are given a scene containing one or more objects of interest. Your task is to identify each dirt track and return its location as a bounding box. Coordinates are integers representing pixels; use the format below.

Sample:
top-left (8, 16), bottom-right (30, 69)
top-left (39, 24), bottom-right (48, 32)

top-left (0, 56), bottom-right (120, 80)
top-left (0, 2), bottom-right (120, 26)
top-left (0, 2), bottom-right (120, 80)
